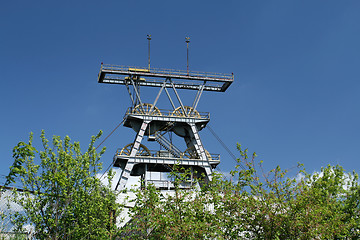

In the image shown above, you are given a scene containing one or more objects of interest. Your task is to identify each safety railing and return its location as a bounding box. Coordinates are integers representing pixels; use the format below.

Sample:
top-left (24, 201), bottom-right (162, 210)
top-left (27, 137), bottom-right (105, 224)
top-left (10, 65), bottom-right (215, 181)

top-left (114, 148), bottom-right (220, 161)
top-left (125, 107), bottom-right (210, 119)
top-left (145, 180), bottom-right (192, 189)
top-left (101, 64), bottom-right (234, 81)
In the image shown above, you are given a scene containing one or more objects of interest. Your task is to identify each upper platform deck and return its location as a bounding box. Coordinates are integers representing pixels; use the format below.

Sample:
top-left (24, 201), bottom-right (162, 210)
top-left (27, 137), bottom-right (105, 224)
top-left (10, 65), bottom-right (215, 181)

top-left (113, 150), bottom-right (220, 168)
top-left (98, 64), bottom-right (234, 92)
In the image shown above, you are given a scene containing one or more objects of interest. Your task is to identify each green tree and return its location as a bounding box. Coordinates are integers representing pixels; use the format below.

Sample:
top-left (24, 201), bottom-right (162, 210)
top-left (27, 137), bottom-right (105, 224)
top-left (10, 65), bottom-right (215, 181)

top-left (122, 166), bottom-right (219, 240)
top-left (6, 132), bottom-right (359, 239)
top-left (222, 145), bottom-right (360, 239)
top-left (123, 144), bottom-right (360, 239)
top-left (5, 131), bottom-right (121, 240)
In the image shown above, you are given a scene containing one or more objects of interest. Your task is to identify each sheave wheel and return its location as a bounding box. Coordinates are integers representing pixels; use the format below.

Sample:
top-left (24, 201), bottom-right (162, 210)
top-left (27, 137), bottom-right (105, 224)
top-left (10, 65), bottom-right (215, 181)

top-left (133, 103), bottom-right (162, 116)
top-left (171, 106), bottom-right (201, 118)
top-left (118, 143), bottom-right (151, 156)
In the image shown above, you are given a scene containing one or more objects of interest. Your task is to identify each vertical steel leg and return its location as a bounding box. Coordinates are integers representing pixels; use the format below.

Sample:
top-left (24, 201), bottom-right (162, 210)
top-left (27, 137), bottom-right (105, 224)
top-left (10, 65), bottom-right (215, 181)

top-left (188, 123), bottom-right (213, 182)
top-left (115, 120), bottom-right (150, 190)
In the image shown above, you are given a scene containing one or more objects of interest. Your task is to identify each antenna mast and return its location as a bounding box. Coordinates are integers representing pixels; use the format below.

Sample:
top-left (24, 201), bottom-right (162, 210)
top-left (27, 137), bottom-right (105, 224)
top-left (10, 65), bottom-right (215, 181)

top-left (147, 34), bottom-right (152, 70)
top-left (186, 37), bottom-right (190, 75)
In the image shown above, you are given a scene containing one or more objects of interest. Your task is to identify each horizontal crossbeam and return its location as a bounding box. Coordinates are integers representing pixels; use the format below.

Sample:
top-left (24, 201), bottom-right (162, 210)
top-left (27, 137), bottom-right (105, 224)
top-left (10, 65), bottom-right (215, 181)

top-left (98, 64), bottom-right (234, 92)
top-left (114, 155), bottom-right (220, 167)
top-left (101, 78), bottom-right (225, 92)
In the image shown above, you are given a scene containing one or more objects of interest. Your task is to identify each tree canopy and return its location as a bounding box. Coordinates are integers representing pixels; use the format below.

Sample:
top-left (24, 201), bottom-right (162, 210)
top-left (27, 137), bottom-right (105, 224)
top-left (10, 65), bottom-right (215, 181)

top-left (123, 144), bottom-right (360, 239)
top-left (3, 133), bottom-right (360, 239)
top-left (4, 131), bottom-right (121, 239)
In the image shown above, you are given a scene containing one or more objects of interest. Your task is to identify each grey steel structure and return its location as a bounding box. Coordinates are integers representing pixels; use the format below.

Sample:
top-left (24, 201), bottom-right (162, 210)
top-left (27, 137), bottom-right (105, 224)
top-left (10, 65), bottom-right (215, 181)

top-left (98, 64), bottom-right (233, 190)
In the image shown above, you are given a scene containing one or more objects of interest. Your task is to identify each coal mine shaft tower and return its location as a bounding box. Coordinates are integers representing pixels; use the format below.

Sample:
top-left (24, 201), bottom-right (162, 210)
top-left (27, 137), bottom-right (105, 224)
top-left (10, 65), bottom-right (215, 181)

top-left (98, 64), bottom-right (234, 190)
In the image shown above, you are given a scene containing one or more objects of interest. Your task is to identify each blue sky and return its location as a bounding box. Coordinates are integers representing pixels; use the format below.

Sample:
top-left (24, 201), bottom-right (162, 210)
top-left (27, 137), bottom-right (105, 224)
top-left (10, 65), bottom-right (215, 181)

top-left (1, 1), bottom-right (360, 182)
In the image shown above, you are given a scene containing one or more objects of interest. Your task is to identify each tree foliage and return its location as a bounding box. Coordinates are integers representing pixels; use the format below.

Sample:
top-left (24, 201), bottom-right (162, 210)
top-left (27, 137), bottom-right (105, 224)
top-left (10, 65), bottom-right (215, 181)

top-left (123, 144), bottom-right (360, 239)
top-left (5, 132), bottom-right (360, 239)
top-left (5, 131), bottom-right (121, 240)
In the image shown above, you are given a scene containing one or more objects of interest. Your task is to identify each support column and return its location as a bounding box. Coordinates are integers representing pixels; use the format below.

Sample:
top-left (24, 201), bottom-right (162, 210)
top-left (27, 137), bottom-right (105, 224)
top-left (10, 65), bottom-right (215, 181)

top-left (188, 123), bottom-right (213, 182)
top-left (115, 120), bottom-right (150, 190)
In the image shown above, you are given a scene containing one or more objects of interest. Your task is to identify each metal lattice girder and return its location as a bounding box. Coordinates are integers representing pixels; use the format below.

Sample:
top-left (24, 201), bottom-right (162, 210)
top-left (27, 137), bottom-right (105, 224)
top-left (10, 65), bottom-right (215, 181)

top-left (100, 63), bottom-right (233, 191)
top-left (98, 64), bottom-right (234, 92)
top-left (115, 120), bottom-right (149, 190)
top-left (124, 109), bottom-right (210, 122)
top-left (114, 156), bottom-right (220, 168)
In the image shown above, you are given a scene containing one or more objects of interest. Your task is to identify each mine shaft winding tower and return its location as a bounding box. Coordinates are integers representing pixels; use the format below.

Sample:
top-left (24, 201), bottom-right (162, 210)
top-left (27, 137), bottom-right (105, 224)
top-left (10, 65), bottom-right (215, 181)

top-left (98, 64), bottom-right (233, 190)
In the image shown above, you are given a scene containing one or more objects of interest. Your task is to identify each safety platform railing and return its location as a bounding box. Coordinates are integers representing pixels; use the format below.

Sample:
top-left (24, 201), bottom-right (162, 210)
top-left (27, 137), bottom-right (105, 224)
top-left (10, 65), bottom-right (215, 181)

top-left (100, 64), bottom-right (234, 81)
top-left (145, 180), bottom-right (192, 189)
top-left (124, 107), bottom-right (210, 119)
top-left (114, 148), bottom-right (220, 161)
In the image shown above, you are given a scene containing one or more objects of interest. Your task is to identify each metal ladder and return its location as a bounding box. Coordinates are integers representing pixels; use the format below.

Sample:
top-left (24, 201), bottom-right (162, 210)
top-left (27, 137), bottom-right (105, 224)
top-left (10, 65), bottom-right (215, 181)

top-left (154, 132), bottom-right (182, 158)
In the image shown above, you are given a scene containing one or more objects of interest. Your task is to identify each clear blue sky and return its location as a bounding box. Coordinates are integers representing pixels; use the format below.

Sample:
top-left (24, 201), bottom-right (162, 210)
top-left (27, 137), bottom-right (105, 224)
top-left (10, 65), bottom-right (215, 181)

top-left (1, 1), bottom-right (360, 181)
